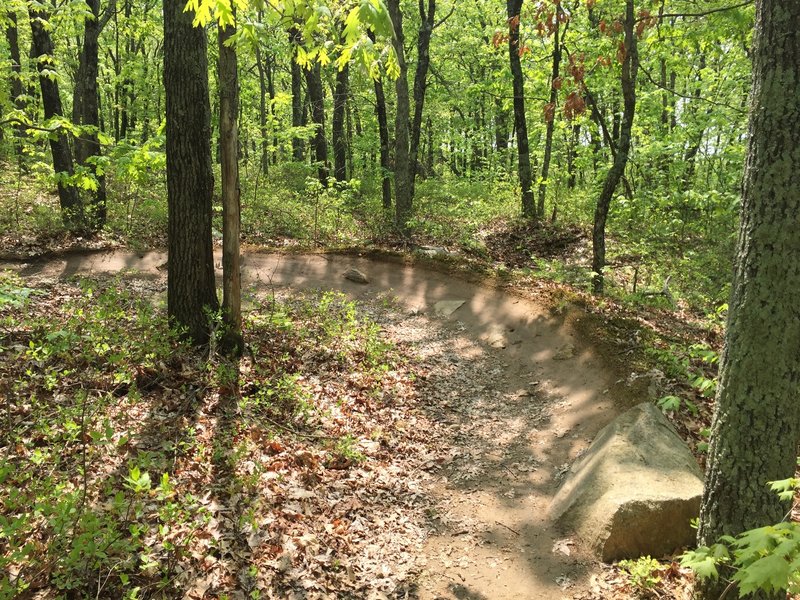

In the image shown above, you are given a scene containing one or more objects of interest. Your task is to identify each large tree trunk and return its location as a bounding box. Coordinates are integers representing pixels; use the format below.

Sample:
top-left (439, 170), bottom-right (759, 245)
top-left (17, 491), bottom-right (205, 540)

top-left (4, 12), bottom-right (27, 163)
top-left (332, 62), bottom-right (349, 182)
top-left (163, 0), bottom-right (218, 344)
top-left (538, 12), bottom-right (561, 219)
top-left (507, 0), bottom-right (535, 219)
top-left (218, 17), bottom-right (243, 356)
top-left (305, 62), bottom-right (328, 183)
top-left (28, 4), bottom-right (85, 234)
top-left (409, 0), bottom-right (435, 199)
top-left (387, 0), bottom-right (412, 233)
top-left (72, 0), bottom-right (107, 231)
top-left (289, 27), bottom-right (304, 161)
top-left (591, 0), bottom-right (637, 295)
top-left (696, 2), bottom-right (800, 598)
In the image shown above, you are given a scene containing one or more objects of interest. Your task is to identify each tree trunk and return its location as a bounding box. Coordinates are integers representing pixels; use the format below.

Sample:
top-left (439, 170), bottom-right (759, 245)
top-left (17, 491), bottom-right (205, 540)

top-left (28, 4), bottom-right (85, 234)
top-left (507, 0), bottom-right (535, 219)
top-left (681, 53), bottom-right (708, 193)
top-left (425, 115), bottom-right (434, 175)
top-left (591, 0), bottom-right (637, 295)
top-left (72, 0), bottom-right (107, 231)
top-left (289, 27), bottom-right (304, 161)
top-left (409, 0), bottom-right (435, 199)
top-left (387, 0), bottom-right (412, 233)
top-left (4, 12), bottom-right (27, 163)
top-left (538, 12), bottom-right (561, 219)
top-left (218, 18), bottom-right (243, 356)
top-left (255, 38), bottom-right (269, 175)
top-left (305, 62), bottom-right (328, 183)
top-left (566, 123), bottom-right (580, 190)
top-left (368, 31), bottom-right (392, 210)
top-left (332, 62), bottom-right (349, 182)
top-left (697, 1), bottom-right (800, 597)
top-left (163, 0), bottom-right (218, 344)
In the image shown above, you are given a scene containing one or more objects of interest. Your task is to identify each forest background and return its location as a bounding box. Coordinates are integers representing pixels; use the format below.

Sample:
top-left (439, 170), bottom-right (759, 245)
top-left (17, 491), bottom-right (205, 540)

top-left (0, 0), bottom-right (753, 314)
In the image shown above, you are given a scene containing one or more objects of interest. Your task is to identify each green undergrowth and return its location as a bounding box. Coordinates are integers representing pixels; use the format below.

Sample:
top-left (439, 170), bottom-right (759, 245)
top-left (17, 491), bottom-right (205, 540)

top-left (0, 271), bottom-right (408, 599)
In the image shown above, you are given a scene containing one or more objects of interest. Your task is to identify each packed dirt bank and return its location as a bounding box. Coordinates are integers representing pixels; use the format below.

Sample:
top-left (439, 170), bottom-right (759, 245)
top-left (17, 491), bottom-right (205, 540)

top-left (3, 249), bottom-right (643, 599)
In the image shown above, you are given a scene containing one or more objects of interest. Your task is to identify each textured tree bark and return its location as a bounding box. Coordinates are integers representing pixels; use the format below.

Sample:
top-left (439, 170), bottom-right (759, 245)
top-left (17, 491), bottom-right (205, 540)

top-left (538, 13), bottom-right (561, 219)
top-left (332, 62), bottom-right (349, 182)
top-left (163, 0), bottom-right (218, 344)
top-left (697, 2), bottom-right (800, 598)
top-left (218, 18), bottom-right (243, 356)
top-left (507, 0), bottom-right (535, 219)
top-left (289, 27), bottom-right (304, 161)
top-left (409, 0), bottom-right (435, 199)
top-left (305, 62), bottom-right (328, 183)
top-left (28, 4), bottom-right (85, 234)
top-left (72, 0), bottom-right (108, 231)
top-left (4, 13), bottom-right (27, 163)
top-left (387, 0), bottom-right (412, 233)
top-left (592, 0), bottom-right (637, 295)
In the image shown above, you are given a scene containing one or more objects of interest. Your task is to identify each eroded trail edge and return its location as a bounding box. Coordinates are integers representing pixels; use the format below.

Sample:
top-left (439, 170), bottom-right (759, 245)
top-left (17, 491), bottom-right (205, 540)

top-left (5, 250), bottom-right (631, 599)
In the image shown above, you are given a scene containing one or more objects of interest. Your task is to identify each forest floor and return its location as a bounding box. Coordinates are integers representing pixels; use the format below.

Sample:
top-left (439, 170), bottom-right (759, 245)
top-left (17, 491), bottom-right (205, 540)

top-left (0, 249), bottom-right (703, 599)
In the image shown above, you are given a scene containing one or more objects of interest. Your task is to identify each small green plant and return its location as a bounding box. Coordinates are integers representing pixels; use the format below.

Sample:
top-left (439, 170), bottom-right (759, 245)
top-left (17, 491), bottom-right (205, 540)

top-left (682, 476), bottom-right (800, 597)
top-left (618, 555), bottom-right (663, 595)
top-left (657, 394), bottom-right (698, 416)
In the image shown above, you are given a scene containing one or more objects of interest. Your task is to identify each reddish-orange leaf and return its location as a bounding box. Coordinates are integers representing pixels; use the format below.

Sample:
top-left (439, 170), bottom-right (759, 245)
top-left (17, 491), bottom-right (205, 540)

top-left (543, 102), bottom-right (556, 123)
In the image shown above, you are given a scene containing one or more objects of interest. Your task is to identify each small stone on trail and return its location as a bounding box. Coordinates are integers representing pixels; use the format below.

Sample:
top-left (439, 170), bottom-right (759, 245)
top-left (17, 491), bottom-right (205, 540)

top-left (433, 300), bottom-right (466, 317)
top-left (343, 267), bottom-right (369, 284)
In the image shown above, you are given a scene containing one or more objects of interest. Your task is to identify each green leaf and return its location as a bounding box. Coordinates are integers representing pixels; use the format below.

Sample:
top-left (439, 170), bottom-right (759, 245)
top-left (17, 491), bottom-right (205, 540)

top-left (734, 553), bottom-right (790, 595)
top-left (680, 547), bottom-right (720, 580)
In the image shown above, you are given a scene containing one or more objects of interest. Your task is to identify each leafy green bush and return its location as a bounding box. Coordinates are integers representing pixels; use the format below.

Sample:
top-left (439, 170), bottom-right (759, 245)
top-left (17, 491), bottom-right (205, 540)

top-left (618, 555), bottom-right (663, 595)
top-left (682, 478), bottom-right (800, 597)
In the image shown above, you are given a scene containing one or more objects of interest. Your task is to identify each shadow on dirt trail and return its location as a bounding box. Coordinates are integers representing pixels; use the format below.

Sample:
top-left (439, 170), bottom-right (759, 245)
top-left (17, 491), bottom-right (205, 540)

top-left (5, 249), bottom-right (639, 599)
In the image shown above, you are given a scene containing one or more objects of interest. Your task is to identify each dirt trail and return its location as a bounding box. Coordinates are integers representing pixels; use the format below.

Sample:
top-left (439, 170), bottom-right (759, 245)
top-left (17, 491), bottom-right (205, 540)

top-left (5, 250), bottom-right (632, 599)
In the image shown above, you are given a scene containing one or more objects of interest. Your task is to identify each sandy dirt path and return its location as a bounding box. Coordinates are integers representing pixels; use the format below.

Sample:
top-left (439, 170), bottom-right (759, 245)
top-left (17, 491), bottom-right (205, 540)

top-left (4, 250), bottom-right (633, 599)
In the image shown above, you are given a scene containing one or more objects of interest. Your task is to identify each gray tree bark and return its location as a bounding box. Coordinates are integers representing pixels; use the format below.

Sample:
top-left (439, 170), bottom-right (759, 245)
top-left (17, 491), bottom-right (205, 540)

top-left (507, 0), bottom-right (535, 219)
top-left (305, 62), bottom-right (328, 183)
top-left (28, 4), bottom-right (85, 234)
top-left (218, 17), bottom-right (243, 356)
top-left (163, 0), bottom-right (219, 344)
top-left (697, 1), bottom-right (800, 598)
top-left (72, 0), bottom-right (110, 231)
top-left (387, 0), bottom-right (412, 233)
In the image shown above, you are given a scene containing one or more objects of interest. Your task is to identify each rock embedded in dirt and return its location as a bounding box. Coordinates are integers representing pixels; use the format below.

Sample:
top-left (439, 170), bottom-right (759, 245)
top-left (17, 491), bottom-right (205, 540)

top-left (548, 402), bottom-right (703, 561)
top-left (433, 300), bottom-right (466, 317)
top-left (343, 267), bottom-right (369, 284)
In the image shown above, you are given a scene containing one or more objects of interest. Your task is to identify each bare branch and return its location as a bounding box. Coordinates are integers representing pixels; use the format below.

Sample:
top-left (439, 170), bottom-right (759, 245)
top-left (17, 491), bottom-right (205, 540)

top-left (640, 0), bottom-right (753, 22)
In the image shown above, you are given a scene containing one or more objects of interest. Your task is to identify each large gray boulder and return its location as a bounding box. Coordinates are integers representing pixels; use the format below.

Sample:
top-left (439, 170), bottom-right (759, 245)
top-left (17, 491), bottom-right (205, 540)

top-left (548, 402), bottom-right (703, 561)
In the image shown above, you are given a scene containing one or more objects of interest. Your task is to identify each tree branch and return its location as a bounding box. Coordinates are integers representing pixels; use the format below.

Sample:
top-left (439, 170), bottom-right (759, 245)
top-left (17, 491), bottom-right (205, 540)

top-left (639, 62), bottom-right (747, 115)
top-left (640, 0), bottom-right (753, 22)
top-left (434, 4), bottom-right (454, 29)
